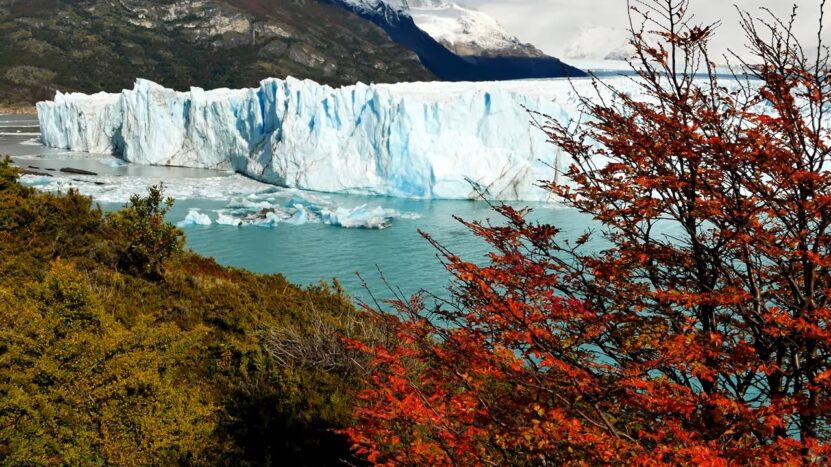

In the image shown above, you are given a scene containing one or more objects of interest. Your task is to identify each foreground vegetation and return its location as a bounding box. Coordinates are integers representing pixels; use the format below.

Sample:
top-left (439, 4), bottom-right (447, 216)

top-left (0, 158), bottom-right (372, 465)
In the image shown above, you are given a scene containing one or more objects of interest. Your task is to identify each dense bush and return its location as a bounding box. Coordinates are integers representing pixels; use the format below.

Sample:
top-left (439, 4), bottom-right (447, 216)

top-left (0, 261), bottom-right (214, 465)
top-left (108, 184), bottom-right (183, 279)
top-left (0, 158), bottom-right (372, 465)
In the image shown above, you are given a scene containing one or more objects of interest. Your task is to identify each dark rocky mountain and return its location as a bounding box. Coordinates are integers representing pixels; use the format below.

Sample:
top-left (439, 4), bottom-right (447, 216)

top-left (0, 0), bottom-right (435, 106)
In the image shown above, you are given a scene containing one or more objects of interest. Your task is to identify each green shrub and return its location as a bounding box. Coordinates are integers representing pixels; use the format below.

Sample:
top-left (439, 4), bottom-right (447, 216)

top-left (108, 184), bottom-right (183, 280)
top-left (0, 261), bottom-right (215, 465)
top-left (0, 160), bottom-right (372, 465)
top-left (0, 156), bottom-right (17, 187)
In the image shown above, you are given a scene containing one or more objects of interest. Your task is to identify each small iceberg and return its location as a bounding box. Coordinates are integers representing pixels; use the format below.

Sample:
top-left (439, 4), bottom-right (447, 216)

top-left (19, 175), bottom-right (53, 187)
top-left (177, 209), bottom-right (212, 227)
top-left (216, 212), bottom-right (244, 227)
top-left (249, 210), bottom-right (281, 228)
top-left (284, 204), bottom-right (310, 225)
top-left (321, 205), bottom-right (402, 230)
top-left (102, 158), bottom-right (126, 168)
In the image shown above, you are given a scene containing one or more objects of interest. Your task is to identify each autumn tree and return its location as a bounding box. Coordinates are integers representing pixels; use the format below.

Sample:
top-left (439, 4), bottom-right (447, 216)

top-left (348, 1), bottom-right (831, 464)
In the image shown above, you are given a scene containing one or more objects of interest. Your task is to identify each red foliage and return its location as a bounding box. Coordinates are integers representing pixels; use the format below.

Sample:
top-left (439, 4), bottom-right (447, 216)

top-left (347, 1), bottom-right (831, 464)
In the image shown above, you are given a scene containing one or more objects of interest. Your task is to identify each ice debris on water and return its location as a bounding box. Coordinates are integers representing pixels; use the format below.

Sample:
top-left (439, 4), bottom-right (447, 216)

top-left (199, 192), bottom-right (420, 230)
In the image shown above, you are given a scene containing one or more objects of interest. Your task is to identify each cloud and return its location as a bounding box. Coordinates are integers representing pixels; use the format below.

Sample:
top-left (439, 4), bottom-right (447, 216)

top-left (458, 0), bottom-right (831, 62)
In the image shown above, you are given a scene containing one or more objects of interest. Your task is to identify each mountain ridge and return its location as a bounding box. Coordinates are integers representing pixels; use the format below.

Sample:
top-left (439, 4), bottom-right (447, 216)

top-left (0, 0), bottom-right (435, 106)
top-left (331, 0), bottom-right (586, 80)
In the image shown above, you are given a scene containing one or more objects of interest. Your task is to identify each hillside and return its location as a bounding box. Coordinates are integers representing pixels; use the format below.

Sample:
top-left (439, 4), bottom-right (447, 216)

top-left (0, 0), bottom-right (434, 106)
top-left (0, 157), bottom-right (374, 465)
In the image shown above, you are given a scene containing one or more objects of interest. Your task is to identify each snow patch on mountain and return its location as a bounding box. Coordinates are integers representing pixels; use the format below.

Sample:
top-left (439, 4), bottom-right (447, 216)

top-left (341, 0), bottom-right (542, 57)
top-left (407, 0), bottom-right (543, 57)
top-left (339, 0), bottom-right (408, 11)
top-left (338, 0), bottom-right (408, 20)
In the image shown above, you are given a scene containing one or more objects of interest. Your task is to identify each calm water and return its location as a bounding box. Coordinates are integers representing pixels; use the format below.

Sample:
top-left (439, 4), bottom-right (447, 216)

top-left (161, 197), bottom-right (596, 301)
top-left (2, 115), bottom-right (597, 302)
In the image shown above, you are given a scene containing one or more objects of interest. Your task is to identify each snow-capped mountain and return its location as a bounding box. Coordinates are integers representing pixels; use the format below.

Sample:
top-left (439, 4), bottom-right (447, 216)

top-left (407, 0), bottom-right (544, 58)
top-left (0, 0), bottom-right (437, 106)
top-left (338, 0), bottom-right (409, 21)
top-left (562, 26), bottom-right (633, 61)
top-left (331, 0), bottom-right (585, 80)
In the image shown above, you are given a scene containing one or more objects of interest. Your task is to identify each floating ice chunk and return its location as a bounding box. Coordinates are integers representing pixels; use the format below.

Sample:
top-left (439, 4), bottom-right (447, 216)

top-left (251, 211), bottom-right (281, 228)
top-left (283, 195), bottom-right (323, 212)
top-left (399, 212), bottom-right (422, 220)
top-left (177, 209), bottom-right (212, 227)
top-left (15, 170), bottom-right (270, 204)
top-left (216, 212), bottom-right (244, 226)
top-left (19, 175), bottom-right (53, 187)
top-left (101, 158), bottom-right (126, 168)
top-left (211, 195), bottom-right (419, 229)
top-left (321, 205), bottom-right (400, 229)
top-left (284, 204), bottom-right (310, 225)
top-left (216, 208), bottom-right (283, 227)
top-left (226, 198), bottom-right (277, 212)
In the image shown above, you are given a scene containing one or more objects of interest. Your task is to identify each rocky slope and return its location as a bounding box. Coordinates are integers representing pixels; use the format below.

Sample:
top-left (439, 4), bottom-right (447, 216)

top-left (0, 0), bottom-right (434, 106)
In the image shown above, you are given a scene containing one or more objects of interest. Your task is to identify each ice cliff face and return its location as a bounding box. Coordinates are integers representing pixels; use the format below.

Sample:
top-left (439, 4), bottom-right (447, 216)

top-left (37, 91), bottom-right (123, 154)
top-left (37, 77), bottom-right (599, 201)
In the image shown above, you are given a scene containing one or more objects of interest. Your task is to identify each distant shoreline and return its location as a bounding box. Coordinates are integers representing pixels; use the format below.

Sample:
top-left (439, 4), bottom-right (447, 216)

top-left (0, 105), bottom-right (37, 115)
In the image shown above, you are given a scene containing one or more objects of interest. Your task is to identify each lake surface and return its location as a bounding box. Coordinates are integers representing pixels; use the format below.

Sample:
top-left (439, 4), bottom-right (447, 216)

top-left (2, 114), bottom-right (597, 302)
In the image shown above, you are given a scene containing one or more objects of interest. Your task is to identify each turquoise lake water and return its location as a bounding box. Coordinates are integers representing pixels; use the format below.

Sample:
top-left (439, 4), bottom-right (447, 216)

top-left (159, 197), bottom-right (596, 301)
top-left (2, 115), bottom-right (598, 302)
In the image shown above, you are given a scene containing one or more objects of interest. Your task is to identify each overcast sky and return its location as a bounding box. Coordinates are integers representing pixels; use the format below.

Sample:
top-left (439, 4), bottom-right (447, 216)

top-left (461, 1), bottom-right (831, 61)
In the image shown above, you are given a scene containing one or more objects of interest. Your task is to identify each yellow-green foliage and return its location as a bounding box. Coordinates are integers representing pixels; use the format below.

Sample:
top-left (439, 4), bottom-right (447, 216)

top-left (0, 158), bottom-right (369, 465)
top-left (108, 183), bottom-right (184, 280)
top-left (0, 261), bottom-right (214, 465)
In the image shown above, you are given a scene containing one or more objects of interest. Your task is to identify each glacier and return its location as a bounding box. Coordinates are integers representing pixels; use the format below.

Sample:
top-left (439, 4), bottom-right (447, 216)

top-left (37, 76), bottom-right (617, 201)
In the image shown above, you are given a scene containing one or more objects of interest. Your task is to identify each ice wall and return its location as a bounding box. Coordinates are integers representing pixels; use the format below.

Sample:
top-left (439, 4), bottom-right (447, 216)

top-left (37, 77), bottom-right (594, 200)
top-left (37, 90), bottom-right (123, 154)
